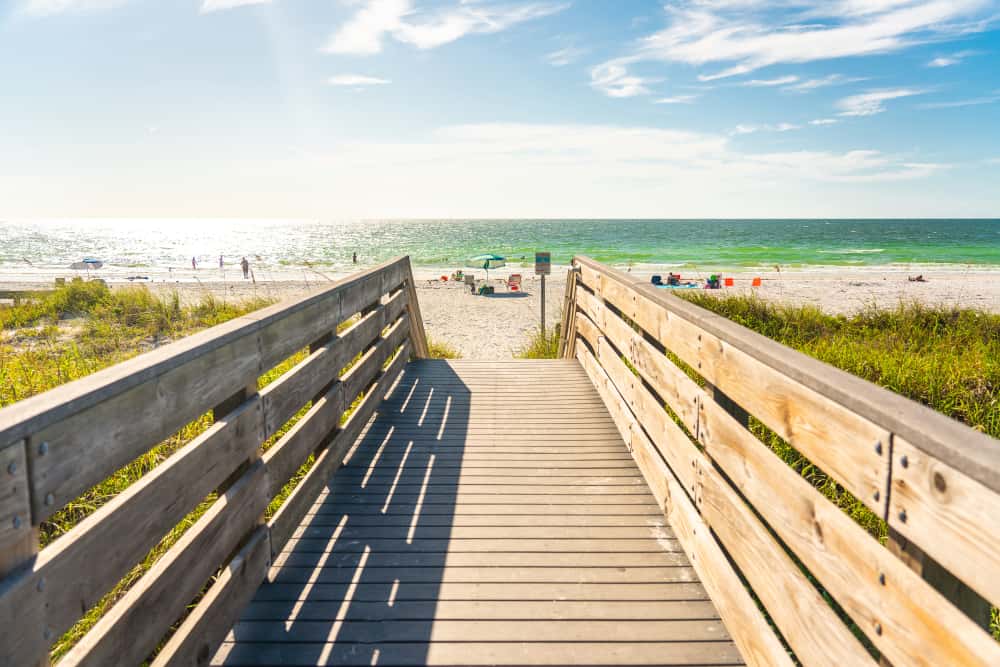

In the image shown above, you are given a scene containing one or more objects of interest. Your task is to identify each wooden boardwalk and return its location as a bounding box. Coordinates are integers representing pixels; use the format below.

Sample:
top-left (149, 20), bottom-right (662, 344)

top-left (213, 360), bottom-right (741, 666)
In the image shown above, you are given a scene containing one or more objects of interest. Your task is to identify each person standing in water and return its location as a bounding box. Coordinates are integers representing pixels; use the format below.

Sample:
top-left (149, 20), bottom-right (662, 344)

top-left (219, 255), bottom-right (224, 269)
top-left (192, 257), bottom-right (197, 270)
top-left (352, 252), bottom-right (357, 264)
top-left (241, 257), bottom-right (250, 279)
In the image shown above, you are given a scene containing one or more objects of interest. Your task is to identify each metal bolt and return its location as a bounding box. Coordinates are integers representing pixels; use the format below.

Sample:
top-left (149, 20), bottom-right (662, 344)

top-left (874, 623), bottom-right (883, 636)
top-left (874, 441), bottom-right (883, 456)
top-left (44, 493), bottom-right (54, 506)
top-left (900, 455), bottom-right (909, 469)
top-left (38, 441), bottom-right (49, 456)
top-left (12, 516), bottom-right (22, 530)
top-left (873, 490), bottom-right (880, 502)
top-left (37, 577), bottom-right (46, 592)
top-left (879, 573), bottom-right (886, 586)
top-left (7, 462), bottom-right (16, 475)
top-left (898, 509), bottom-right (907, 523)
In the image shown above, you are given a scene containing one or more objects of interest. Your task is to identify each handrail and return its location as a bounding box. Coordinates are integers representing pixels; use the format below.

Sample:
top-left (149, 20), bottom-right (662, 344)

top-left (565, 256), bottom-right (1000, 667)
top-left (0, 256), bottom-right (425, 666)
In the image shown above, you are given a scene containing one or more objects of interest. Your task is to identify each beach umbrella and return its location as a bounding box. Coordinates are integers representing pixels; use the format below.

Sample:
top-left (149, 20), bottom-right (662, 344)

top-left (69, 258), bottom-right (104, 277)
top-left (466, 254), bottom-right (506, 280)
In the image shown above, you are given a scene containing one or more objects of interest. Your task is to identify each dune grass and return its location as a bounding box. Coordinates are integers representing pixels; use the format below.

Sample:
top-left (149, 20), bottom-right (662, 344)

top-left (516, 325), bottom-right (561, 359)
top-left (427, 338), bottom-right (462, 359)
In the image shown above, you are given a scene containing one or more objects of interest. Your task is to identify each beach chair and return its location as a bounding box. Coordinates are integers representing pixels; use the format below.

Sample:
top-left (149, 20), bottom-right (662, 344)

top-left (724, 277), bottom-right (734, 287)
top-left (651, 275), bottom-right (663, 286)
top-left (505, 274), bottom-right (523, 291)
top-left (464, 274), bottom-right (476, 294)
top-left (752, 277), bottom-right (762, 287)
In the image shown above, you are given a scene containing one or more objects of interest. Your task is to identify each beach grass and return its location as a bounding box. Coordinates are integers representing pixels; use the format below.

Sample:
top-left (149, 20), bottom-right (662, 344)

top-left (516, 325), bottom-right (561, 359)
top-left (427, 338), bottom-right (462, 359)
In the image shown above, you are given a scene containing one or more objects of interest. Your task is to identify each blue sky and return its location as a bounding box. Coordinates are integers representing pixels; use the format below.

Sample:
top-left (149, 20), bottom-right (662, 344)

top-left (1, 0), bottom-right (998, 218)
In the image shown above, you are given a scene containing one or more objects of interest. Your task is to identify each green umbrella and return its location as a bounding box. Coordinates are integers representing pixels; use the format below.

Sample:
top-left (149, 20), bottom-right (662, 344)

top-left (466, 254), bottom-right (506, 280)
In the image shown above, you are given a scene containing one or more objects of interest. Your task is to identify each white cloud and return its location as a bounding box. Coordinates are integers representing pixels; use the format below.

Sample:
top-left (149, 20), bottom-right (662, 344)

top-left (279, 122), bottom-right (952, 217)
top-left (328, 74), bottom-right (391, 86)
top-left (837, 88), bottom-right (924, 116)
top-left (741, 75), bottom-right (799, 87)
top-left (590, 60), bottom-right (654, 98)
top-left (654, 94), bottom-right (699, 104)
top-left (918, 95), bottom-right (1000, 109)
top-left (22, 0), bottom-right (128, 15)
top-left (323, 0), bottom-right (568, 55)
top-left (986, 157), bottom-right (1000, 165)
top-left (927, 49), bottom-right (981, 66)
top-left (809, 118), bottom-right (839, 125)
top-left (784, 73), bottom-right (865, 92)
top-left (731, 122), bottom-right (801, 135)
top-left (591, 0), bottom-right (993, 89)
top-left (544, 46), bottom-right (587, 66)
top-left (200, 0), bottom-right (271, 12)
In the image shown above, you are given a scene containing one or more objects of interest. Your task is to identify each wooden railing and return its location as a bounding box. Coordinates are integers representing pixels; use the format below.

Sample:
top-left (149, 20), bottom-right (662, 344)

top-left (561, 256), bottom-right (1000, 667)
top-left (0, 256), bottom-right (429, 666)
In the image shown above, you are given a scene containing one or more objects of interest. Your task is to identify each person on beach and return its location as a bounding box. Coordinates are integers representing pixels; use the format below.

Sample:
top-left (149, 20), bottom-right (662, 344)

top-left (241, 257), bottom-right (250, 279)
top-left (353, 252), bottom-right (357, 264)
top-left (192, 257), bottom-right (197, 270)
top-left (219, 255), bottom-right (224, 269)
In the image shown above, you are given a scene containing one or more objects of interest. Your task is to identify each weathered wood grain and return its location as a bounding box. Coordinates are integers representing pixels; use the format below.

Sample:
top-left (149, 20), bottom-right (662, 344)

top-left (0, 441), bottom-right (31, 567)
top-left (0, 397), bottom-right (263, 667)
top-left (888, 435), bottom-right (1000, 608)
top-left (61, 460), bottom-right (271, 667)
top-left (152, 526), bottom-right (271, 667)
top-left (698, 396), bottom-right (1000, 667)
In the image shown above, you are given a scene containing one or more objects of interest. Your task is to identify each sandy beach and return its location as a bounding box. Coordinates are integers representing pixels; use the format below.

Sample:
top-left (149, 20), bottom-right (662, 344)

top-left (3, 266), bottom-right (999, 359)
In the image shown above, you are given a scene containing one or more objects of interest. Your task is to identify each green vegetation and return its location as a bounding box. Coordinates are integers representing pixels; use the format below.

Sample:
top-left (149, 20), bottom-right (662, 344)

top-left (427, 338), bottom-right (462, 359)
top-left (0, 279), bottom-right (276, 661)
top-left (516, 324), bottom-right (561, 359)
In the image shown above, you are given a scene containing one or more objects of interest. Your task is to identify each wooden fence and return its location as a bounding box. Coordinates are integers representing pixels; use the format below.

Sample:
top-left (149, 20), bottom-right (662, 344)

top-left (0, 256), bottom-right (429, 666)
top-left (561, 256), bottom-right (1000, 667)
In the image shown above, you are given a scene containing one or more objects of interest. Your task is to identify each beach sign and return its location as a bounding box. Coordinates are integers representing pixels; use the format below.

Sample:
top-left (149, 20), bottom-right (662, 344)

top-left (535, 251), bottom-right (551, 275)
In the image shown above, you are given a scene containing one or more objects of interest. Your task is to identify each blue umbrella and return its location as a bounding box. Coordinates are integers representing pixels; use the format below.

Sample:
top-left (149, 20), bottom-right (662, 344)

top-left (466, 254), bottom-right (506, 280)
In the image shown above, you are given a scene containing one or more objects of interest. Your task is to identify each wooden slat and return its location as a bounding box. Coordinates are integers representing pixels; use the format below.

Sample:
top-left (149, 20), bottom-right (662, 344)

top-left (212, 640), bottom-right (744, 666)
top-left (576, 256), bottom-right (892, 516)
top-left (266, 341), bottom-right (409, 559)
top-left (240, 598), bottom-right (719, 621)
top-left (577, 344), bottom-right (791, 667)
top-left (269, 566), bottom-right (696, 585)
top-left (262, 315), bottom-right (409, 498)
top-left (698, 396), bottom-right (1000, 667)
top-left (291, 525), bottom-right (672, 539)
top-left (698, 463), bottom-right (875, 666)
top-left (0, 441), bottom-right (31, 566)
top-left (152, 526), bottom-right (270, 667)
top-left (61, 460), bottom-right (270, 667)
top-left (273, 551), bottom-right (682, 568)
top-left (0, 396), bottom-right (263, 667)
top-left (403, 264), bottom-right (430, 359)
top-left (259, 289), bottom-right (406, 438)
top-left (887, 435), bottom-right (1000, 607)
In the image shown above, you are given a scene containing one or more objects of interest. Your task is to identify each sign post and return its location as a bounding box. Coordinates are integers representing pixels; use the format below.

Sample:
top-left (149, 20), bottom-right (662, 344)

top-left (535, 252), bottom-right (551, 336)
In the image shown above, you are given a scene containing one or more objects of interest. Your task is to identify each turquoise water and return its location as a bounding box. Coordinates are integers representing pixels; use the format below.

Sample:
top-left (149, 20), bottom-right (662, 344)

top-left (1, 219), bottom-right (998, 279)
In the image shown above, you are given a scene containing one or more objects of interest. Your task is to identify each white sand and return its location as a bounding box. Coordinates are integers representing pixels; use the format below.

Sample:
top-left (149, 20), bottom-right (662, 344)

top-left (3, 266), bottom-right (999, 359)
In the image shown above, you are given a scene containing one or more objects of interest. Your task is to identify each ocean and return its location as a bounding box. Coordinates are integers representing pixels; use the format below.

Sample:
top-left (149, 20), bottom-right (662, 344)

top-left (1, 219), bottom-right (998, 283)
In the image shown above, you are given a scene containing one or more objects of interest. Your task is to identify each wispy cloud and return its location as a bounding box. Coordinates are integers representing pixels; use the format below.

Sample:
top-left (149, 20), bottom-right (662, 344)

top-left (809, 118), bottom-right (839, 125)
top-left (323, 0), bottom-right (568, 55)
top-left (783, 73), bottom-right (866, 92)
top-left (590, 60), bottom-right (655, 98)
top-left (544, 46), bottom-right (587, 66)
top-left (918, 94), bottom-right (1000, 109)
top-left (731, 122), bottom-right (801, 135)
top-left (591, 0), bottom-right (993, 89)
top-left (653, 94), bottom-right (699, 104)
top-left (200, 0), bottom-right (271, 12)
top-left (22, 0), bottom-right (128, 15)
top-left (328, 74), bottom-right (391, 86)
top-left (741, 76), bottom-right (798, 87)
top-left (837, 88), bottom-right (924, 116)
top-left (927, 49), bottom-right (981, 67)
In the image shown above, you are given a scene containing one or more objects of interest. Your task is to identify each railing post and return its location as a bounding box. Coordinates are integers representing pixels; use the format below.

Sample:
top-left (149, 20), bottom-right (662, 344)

top-left (403, 258), bottom-right (430, 359)
top-left (1, 439), bottom-right (48, 666)
top-left (558, 266), bottom-right (579, 358)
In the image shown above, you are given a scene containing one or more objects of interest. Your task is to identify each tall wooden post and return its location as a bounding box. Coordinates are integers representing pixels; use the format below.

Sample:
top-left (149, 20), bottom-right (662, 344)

top-left (540, 274), bottom-right (546, 337)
